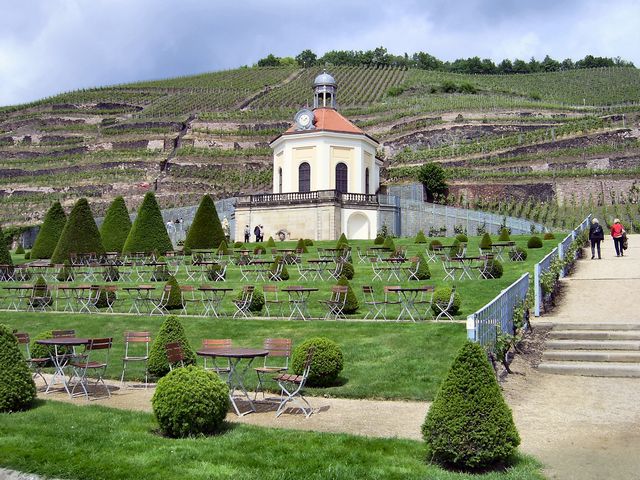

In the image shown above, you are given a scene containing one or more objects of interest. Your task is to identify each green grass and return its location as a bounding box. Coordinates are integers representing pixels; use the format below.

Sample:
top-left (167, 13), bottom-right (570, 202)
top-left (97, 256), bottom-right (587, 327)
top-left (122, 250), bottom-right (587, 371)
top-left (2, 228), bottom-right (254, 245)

top-left (0, 401), bottom-right (545, 480)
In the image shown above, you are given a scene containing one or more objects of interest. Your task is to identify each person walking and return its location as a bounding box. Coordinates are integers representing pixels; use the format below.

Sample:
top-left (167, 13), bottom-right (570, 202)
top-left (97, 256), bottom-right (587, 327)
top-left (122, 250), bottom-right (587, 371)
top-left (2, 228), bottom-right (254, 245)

top-left (244, 225), bottom-right (250, 243)
top-left (259, 225), bottom-right (264, 242)
top-left (589, 218), bottom-right (604, 259)
top-left (254, 225), bottom-right (261, 242)
top-left (610, 218), bottom-right (625, 257)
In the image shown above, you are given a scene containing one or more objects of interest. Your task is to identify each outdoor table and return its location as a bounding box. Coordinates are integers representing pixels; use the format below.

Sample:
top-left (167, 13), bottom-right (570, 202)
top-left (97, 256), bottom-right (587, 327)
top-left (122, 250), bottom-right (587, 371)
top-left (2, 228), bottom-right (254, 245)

top-left (123, 285), bottom-right (156, 314)
top-left (59, 285), bottom-right (94, 313)
top-left (37, 337), bottom-right (90, 397)
top-left (2, 284), bottom-right (33, 311)
top-left (281, 286), bottom-right (319, 321)
top-left (381, 257), bottom-right (406, 281)
top-left (367, 246), bottom-right (391, 261)
top-left (248, 259), bottom-right (273, 281)
top-left (196, 347), bottom-right (269, 416)
top-left (307, 258), bottom-right (333, 280)
top-left (194, 260), bottom-right (220, 282)
top-left (449, 256), bottom-right (483, 280)
top-left (198, 286), bottom-right (233, 317)
top-left (385, 286), bottom-right (432, 322)
top-left (491, 242), bottom-right (515, 261)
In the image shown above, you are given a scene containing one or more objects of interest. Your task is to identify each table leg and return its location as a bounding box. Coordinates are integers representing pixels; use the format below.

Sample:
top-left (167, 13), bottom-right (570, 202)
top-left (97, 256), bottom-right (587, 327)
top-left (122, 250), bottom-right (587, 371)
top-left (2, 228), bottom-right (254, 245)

top-left (227, 357), bottom-right (257, 416)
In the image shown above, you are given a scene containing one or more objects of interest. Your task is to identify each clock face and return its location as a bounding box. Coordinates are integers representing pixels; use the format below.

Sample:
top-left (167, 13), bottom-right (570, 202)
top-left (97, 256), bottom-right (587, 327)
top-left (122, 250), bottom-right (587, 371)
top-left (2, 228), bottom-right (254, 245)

top-left (299, 114), bottom-right (311, 126)
top-left (294, 109), bottom-right (314, 130)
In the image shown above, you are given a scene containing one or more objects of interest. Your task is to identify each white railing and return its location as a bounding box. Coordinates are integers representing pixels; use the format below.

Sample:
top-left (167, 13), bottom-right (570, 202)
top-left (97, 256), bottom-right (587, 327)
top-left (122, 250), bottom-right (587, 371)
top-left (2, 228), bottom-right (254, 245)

top-left (466, 273), bottom-right (530, 350)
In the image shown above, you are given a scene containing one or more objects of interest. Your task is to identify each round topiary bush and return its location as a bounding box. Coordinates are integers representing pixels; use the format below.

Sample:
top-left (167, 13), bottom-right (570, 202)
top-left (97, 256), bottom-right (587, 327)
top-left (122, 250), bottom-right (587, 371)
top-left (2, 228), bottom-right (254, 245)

top-left (455, 233), bottom-right (468, 243)
top-left (269, 257), bottom-right (290, 281)
top-left (236, 289), bottom-right (264, 313)
top-left (94, 287), bottom-right (116, 309)
top-left (527, 236), bottom-right (543, 249)
top-left (415, 230), bottom-right (427, 244)
top-left (152, 366), bottom-right (229, 438)
top-left (422, 341), bottom-right (520, 470)
top-left (291, 337), bottom-right (344, 387)
top-left (373, 235), bottom-right (384, 245)
top-left (479, 232), bottom-right (493, 250)
top-left (509, 247), bottom-right (528, 261)
top-left (543, 232), bottom-right (556, 240)
top-left (431, 286), bottom-right (461, 316)
top-left (498, 228), bottom-right (511, 241)
top-left (428, 239), bottom-right (443, 251)
top-left (341, 261), bottom-right (354, 280)
top-left (147, 316), bottom-right (197, 378)
top-left (57, 261), bottom-right (75, 282)
top-left (253, 246), bottom-right (266, 255)
top-left (481, 259), bottom-right (503, 279)
top-left (0, 325), bottom-right (37, 412)
top-left (29, 330), bottom-right (70, 365)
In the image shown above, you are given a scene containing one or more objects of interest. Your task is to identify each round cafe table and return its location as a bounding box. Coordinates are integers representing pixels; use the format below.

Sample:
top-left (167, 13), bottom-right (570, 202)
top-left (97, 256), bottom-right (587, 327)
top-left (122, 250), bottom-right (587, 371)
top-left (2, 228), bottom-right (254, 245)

top-left (196, 348), bottom-right (269, 416)
top-left (37, 337), bottom-right (90, 397)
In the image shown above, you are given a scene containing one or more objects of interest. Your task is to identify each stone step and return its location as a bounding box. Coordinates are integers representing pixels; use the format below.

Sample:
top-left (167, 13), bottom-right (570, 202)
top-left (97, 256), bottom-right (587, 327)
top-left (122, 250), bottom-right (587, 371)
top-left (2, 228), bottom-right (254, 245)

top-left (538, 361), bottom-right (640, 377)
top-left (550, 322), bottom-right (640, 331)
top-left (549, 330), bottom-right (640, 340)
top-left (542, 349), bottom-right (640, 363)
top-left (546, 339), bottom-right (640, 351)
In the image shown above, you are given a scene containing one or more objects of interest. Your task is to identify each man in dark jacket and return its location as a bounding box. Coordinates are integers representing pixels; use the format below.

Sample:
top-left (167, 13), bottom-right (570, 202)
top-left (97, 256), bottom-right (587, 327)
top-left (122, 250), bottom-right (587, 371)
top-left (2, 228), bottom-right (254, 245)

top-left (589, 218), bottom-right (604, 259)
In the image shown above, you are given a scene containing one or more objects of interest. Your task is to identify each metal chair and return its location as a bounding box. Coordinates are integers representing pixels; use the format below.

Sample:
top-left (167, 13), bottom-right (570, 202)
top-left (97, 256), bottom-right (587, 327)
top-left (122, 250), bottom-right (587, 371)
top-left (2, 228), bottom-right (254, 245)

top-left (180, 285), bottom-right (199, 315)
top-left (165, 342), bottom-right (185, 371)
top-left (14, 332), bottom-right (49, 388)
top-left (70, 337), bottom-right (113, 399)
top-left (263, 284), bottom-right (285, 318)
top-left (233, 285), bottom-right (255, 318)
top-left (434, 286), bottom-right (457, 321)
top-left (403, 256), bottom-right (421, 281)
top-left (362, 285), bottom-right (386, 320)
top-left (150, 285), bottom-right (172, 316)
top-left (254, 338), bottom-right (292, 400)
top-left (120, 331), bottom-right (151, 388)
top-left (201, 339), bottom-right (232, 377)
top-left (274, 347), bottom-right (315, 418)
top-left (319, 285), bottom-right (348, 320)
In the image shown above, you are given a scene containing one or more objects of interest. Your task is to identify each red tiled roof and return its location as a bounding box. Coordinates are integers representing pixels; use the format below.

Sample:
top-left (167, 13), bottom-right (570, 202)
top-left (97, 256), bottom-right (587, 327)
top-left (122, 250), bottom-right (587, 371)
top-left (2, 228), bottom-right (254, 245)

top-left (284, 108), bottom-right (367, 136)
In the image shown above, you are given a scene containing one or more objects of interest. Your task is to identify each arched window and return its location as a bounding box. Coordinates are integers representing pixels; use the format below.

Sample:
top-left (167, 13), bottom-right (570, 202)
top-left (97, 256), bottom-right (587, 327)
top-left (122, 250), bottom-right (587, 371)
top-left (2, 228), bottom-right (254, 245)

top-left (335, 163), bottom-right (348, 193)
top-left (365, 168), bottom-right (370, 195)
top-left (278, 167), bottom-right (283, 193)
top-left (298, 162), bottom-right (310, 192)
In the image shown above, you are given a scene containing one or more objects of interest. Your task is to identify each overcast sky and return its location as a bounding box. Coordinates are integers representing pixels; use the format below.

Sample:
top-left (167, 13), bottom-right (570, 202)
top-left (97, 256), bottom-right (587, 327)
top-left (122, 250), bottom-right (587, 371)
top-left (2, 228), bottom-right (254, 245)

top-left (1, 0), bottom-right (639, 106)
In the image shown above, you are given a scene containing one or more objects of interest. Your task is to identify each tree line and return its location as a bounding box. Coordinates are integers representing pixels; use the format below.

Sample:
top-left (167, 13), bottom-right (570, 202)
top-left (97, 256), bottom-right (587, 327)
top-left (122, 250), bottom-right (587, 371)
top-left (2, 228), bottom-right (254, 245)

top-left (256, 47), bottom-right (635, 74)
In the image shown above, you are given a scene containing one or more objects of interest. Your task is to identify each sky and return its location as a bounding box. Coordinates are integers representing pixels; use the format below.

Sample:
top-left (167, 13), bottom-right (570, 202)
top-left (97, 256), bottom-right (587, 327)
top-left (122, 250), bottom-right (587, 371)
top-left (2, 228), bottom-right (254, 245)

top-left (1, 0), bottom-right (639, 106)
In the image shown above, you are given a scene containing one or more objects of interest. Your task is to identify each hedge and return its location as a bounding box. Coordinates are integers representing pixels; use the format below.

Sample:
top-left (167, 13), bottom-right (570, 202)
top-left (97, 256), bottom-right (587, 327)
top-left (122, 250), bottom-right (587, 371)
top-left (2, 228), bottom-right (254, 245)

top-left (51, 198), bottom-right (104, 264)
top-left (30, 201), bottom-right (67, 259)
top-left (183, 194), bottom-right (224, 253)
top-left (100, 196), bottom-right (132, 253)
top-left (123, 192), bottom-right (172, 254)
top-left (0, 225), bottom-right (12, 266)
top-left (0, 325), bottom-right (37, 412)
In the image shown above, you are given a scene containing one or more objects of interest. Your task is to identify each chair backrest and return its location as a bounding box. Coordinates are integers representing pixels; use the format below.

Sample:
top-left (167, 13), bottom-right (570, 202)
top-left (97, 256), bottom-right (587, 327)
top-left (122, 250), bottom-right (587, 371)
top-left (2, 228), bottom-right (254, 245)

top-left (331, 285), bottom-right (348, 304)
top-left (300, 347), bottom-right (316, 383)
top-left (362, 285), bottom-right (374, 295)
top-left (125, 331), bottom-right (151, 344)
top-left (241, 285), bottom-right (255, 303)
top-left (165, 342), bottom-right (184, 365)
top-left (13, 332), bottom-right (31, 359)
top-left (263, 284), bottom-right (277, 293)
top-left (87, 337), bottom-right (112, 351)
top-left (52, 329), bottom-right (76, 338)
top-left (202, 338), bottom-right (232, 350)
top-left (264, 338), bottom-right (291, 357)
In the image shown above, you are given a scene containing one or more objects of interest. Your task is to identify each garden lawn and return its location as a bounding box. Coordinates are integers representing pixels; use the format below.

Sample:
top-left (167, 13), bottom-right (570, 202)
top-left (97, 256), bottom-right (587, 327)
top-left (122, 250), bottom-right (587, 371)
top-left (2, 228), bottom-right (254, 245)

top-left (0, 401), bottom-right (545, 480)
top-left (1, 312), bottom-right (464, 401)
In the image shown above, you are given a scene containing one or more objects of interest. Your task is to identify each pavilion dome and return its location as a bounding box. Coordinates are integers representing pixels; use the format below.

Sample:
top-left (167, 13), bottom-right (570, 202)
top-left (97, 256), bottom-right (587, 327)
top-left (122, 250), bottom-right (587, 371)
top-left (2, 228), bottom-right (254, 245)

top-left (313, 71), bottom-right (337, 87)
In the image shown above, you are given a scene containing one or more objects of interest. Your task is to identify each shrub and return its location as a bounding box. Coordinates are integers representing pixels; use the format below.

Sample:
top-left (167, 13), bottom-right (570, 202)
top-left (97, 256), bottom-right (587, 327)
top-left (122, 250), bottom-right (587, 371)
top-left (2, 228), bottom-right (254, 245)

top-left (94, 287), bottom-right (116, 309)
top-left (304, 239), bottom-right (314, 246)
top-left (449, 239), bottom-right (462, 258)
top-left (269, 256), bottom-right (289, 281)
top-left (103, 265), bottom-right (119, 282)
top-left (414, 253), bottom-right (431, 280)
top-left (336, 276), bottom-right (358, 314)
top-left (382, 236), bottom-right (396, 251)
top-left (291, 337), bottom-right (343, 387)
top-left (233, 241), bottom-right (244, 248)
top-left (29, 276), bottom-right (52, 309)
top-left (30, 201), bottom-right (67, 259)
top-left (56, 261), bottom-right (75, 282)
top-left (482, 259), bottom-right (504, 279)
top-left (217, 240), bottom-right (231, 256)
top-left (0, 225), bottom-right (13, 266)
top-left (123, 192), bottom-right (172, 254)
top-left (147, 316), bottom-right (196, 378)
top-left (183, 194), bottom-right (225, 253)
top-left (15, 245), bottom-right (25, 254)
top-left (266, 236), bottom-right (276, 247)
top-left (253, 246), bottom-right (265, 255)
top-left (415, 230), bottom-right (427, 244)
top-left (498, 228), bottom-right (511, 241)
top-left (428, 239), bottom-right (442, 251)
top-left (336, 233), bottom-right (349, 249)
top-left (509, 247), bottom-right (528, 261)
top-left (479, 232), bottom-right (493, 250)
top-left (206, 263), bottom-right (226, 281)
top-left (295, 238), bottom-right (308, 254)
top-left (373, 235), bottom-right (385, 245)
top-left (24, 251), bottom-right (30, 260)
top-left (164, 275), bottom-right (184, 310)
top-left (422, 341), bottom-right (520, 470)
top-left (527, 236), bottom-right (543, 249)
top-left (152, 366), bottom-right (229, 438)
top-left (543, 232), bottom-right (556, 240)
top-left (51, 198), bottom-right (104, 263)
top-left (0, 325), bottom-right (37, 412)
top-left (237, 288), bottom-right (264, 313)
top-left (100, 196), bottom-right (132, 253)
top-left (341, 261), bottom-right (354, 280)
top-left (431, 286), bottom-right (461, 316)
top-left (455, 233), bottom-right (468, 243)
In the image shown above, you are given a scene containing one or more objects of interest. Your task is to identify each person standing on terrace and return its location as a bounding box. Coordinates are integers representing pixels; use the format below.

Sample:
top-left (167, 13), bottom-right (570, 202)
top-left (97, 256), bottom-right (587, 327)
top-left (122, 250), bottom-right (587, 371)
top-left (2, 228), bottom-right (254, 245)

top-left (589, 218), bottom-right (604, 259)
top-left (610, 218), bottom-right (625, 257)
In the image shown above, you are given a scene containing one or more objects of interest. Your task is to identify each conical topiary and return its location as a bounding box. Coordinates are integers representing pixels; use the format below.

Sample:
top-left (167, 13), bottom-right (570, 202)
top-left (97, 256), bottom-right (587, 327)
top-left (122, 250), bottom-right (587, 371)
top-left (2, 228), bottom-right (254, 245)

top-left (51, 198), bottom-right (104, 264)
top-left (30, 201), bottom-right (67, 259)
top-left (183, 194), bottom-right (225, 254)
top-left (0, 225), bottom-right (12, 266)
top-left (164, 275), bottom-right (184, 311)
top-left (479, 232), bottom-right (493, 250)
top-left (0, 325), bottom-right (37, 412)
top-left (295, 238), bottom-right (308, 254)
top-left (100, 196), bottom-right (132, 253)
top-left (147, 316), bottom-right (196, 378)
top-left (123, 192), bottom-right (172, 254)
top-left (336, 233), bottom-right (349, 249)
top-left (266, 236), bottom-right (276, 247)
top-left (217, 239), bottom-right (231, 255)
top-left (336, 276), bottom-right (358, 314)
top-left (383, 236), bottom-right (396, 252)
top-left (373, 235), bottom-right (384, 245)
top-left (414, 253), bottom-right (431, 280)
top-left (415, 230), bottom-right (427, 244)
top-left (498, 228), bottom-right (511, 241)
top-left (15, 245), bottom-right (25, 255)
top-left (422, 341), bottom-right (520, 470)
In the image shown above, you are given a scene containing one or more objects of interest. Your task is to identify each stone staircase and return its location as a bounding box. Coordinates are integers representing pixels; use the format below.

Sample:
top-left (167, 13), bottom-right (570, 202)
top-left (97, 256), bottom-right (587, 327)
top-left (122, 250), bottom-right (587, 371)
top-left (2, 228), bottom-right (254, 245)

top-left (539, 322), bottom-right (640, 377)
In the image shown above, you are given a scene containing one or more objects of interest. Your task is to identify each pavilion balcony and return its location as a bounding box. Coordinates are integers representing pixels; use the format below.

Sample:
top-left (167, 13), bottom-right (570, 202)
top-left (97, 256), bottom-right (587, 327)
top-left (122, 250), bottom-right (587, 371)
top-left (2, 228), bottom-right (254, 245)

top-left (235, 190), bottom-right (379, 207)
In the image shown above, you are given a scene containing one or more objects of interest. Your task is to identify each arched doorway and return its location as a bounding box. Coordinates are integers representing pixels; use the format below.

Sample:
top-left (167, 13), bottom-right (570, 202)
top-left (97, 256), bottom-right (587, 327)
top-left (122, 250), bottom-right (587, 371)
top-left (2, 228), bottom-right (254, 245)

top-left (335, 163), bottom-right (348, 193)
top-left (299, 162), bottom-right (310, 192)
top-left (347, 212), bottom-right (370, 239)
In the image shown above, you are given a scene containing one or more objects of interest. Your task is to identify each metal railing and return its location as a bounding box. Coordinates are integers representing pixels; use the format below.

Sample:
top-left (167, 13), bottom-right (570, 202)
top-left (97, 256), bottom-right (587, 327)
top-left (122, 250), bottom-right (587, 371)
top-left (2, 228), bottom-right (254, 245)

top-left (466, 273), bottom-right (530, 350)
top-left (236, 190), bottom-right (379, 207)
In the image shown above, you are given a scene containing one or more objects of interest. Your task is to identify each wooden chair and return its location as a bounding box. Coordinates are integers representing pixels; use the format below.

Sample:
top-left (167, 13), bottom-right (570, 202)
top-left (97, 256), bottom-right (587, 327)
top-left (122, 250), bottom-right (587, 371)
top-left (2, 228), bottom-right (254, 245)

top-left (201, 339), bottom-right (232, 377)
top-left (434, 286), bottom-right (457, 321)
top-left (120, 331), bottom-right (151, 387)
top-left (165, 342), bottom-right (185, 371)
top-left (362, 285), bottom-right (386, 321)
top-left (254, 338), bottom-right (292, 400)
top-left (233, 285), bottom-right (255, 318)
top-left (274, 347), bottom-right (315, 418)
top-left (14, 332), bottom-right (49, 388)
top-left (70, 337), bottom-right (113, 399)
top-left (319, 285), bottom-right (348, 320)
top-left (263, 285), bottom-right (285, 318)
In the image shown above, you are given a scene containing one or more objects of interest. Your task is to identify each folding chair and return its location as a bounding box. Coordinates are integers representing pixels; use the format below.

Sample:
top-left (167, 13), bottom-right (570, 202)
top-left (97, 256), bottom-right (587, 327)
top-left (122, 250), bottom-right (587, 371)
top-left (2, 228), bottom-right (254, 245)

top-left (355, 246), bottom-right (369, 264)
top-left (362, 285), bottom-right (386, 320)
top-left (165, 342), bottom-right (185, 371)
top-left (254, 338), bottom-right (292, 400)
top-left (269, 260), bottom-right (284, 282)
top-left (120, 331), bottom-right (151, 388)
top-left (403, 256), bottom-right (421, 281)
top-left (180, 285), bottom-right (199, 315)
top-left (211, 261), bottom-right (227, 282)
top-left (274, 347), bottom-right (315, 418)
top-left (370, 258), bottom-right (384, 281)
top-left (318, 285), bottom-right (348, 320)
top-left (14, 332), bottom-right (49, 388)
top-left (383, 286), bottom-right (402, 318)
top-left (477, 255), bottom-right (495, 279)
top-left (70, 337), bottom-right (113, 399)
top-left (102, 285), bottom-right (118, 313)
top-left (150, 285), bottom-right (172, 316)
top-left (295, 262), bottom-right (314, 281)
top-left (440, 257), bottom-right (457, 282)
top-left (327, 261), bottom-right (344, 281)
top-left (233, 285), bottom-right (254, 318)
top-left (201, 339), bottom-right (232, 378)
top-left (263, 284), bottom-right (285, 318)
top-left (415, 285), bottom-right (435, 320)
top-left (434, 286), bottom-right (457, 321)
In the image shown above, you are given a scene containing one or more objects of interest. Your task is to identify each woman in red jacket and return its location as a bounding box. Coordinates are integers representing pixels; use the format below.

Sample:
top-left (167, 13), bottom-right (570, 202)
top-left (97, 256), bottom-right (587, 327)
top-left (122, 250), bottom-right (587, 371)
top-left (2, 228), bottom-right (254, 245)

top-left (610, 218), bottom-right (625, 257)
